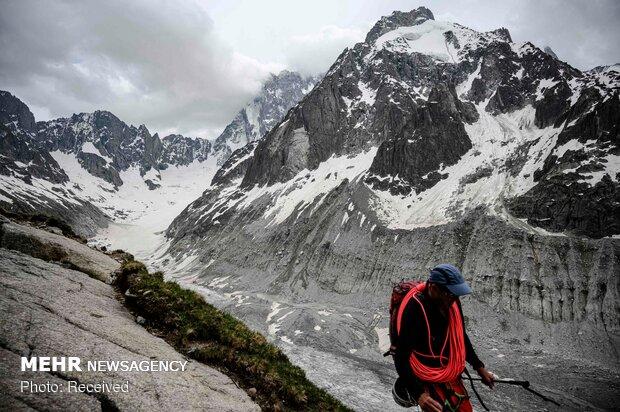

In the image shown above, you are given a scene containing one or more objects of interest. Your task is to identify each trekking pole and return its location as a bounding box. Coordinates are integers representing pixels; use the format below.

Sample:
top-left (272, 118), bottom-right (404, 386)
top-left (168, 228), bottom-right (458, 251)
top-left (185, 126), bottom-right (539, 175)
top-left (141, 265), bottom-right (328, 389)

top-left (464, 377), bottom-right (561, 406)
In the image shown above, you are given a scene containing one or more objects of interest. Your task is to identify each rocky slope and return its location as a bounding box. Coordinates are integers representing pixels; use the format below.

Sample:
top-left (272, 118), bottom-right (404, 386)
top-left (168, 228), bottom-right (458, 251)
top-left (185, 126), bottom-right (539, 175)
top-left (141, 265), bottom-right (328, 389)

top-left (161, 7), bottom-right (619, 409)
top-left (0, 121), bottom-right (108, 236)
top-left (0, 216), bottom-right (258, 411)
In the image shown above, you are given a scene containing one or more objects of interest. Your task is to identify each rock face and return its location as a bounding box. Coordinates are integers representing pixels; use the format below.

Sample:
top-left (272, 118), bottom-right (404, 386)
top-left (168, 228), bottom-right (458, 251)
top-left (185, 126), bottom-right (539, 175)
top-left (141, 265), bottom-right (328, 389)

top-left (0, 119), bottom-right (108, 237)
top-left (160, 133), bottom-right (211, 166)
top-left (0, 124), bottom-right (68, 185)
top-left (0, 218), bottom-right (258, 411)
top-left (0, 219), bottom-right (120, 283)
top-left (212, 70), bottom-right (320, 165)
top-left (162, 9), bottom-right (619, 397)
top-left (0, 91), bottom-right (36, 135)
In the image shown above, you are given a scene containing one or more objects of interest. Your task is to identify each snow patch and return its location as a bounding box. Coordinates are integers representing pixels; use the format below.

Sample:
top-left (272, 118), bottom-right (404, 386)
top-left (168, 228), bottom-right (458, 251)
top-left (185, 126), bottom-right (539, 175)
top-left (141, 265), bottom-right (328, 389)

top-left (237, 148), bottom-right (378, 226)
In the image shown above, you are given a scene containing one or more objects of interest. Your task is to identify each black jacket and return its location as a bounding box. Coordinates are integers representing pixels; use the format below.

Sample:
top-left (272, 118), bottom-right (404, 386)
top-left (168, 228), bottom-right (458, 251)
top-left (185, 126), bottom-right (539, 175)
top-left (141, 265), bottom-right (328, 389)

top-left (393, 291), bottom-right (484, 400)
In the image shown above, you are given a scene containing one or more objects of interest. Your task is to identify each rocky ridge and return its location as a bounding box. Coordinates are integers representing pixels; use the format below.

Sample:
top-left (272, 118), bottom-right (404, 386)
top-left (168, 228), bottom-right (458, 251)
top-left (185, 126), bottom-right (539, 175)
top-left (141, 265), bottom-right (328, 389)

top-left (36, 110), bottom-right (212, 187)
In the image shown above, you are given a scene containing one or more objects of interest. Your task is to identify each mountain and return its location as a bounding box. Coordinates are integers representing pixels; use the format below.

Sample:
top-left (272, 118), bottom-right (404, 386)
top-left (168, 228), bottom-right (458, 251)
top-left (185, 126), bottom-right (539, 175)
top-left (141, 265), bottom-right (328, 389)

top-left (0, 69), bottom-right (318, 239)
top-left (0, 92), bottom-right (108, 234)
top-left (162, 8), bottom-right (619, 409)
top-left (0, 91), bottom-right (217, 236)
top-left (36, 111), bottom-right (212, 188)
top-left (211, 70), bottom-right (320, 164)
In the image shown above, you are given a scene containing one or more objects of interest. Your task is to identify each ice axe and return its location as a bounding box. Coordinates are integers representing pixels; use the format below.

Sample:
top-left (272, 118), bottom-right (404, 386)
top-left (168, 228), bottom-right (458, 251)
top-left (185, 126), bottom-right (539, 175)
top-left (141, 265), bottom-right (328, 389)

top-left (464, 375), bottom-right (561, 407)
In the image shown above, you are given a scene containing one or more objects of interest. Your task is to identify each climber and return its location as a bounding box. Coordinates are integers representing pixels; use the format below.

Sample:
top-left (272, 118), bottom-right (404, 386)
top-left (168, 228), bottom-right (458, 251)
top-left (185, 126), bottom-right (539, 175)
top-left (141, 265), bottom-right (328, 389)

top-left (390, 264), bottom-right (495, 412)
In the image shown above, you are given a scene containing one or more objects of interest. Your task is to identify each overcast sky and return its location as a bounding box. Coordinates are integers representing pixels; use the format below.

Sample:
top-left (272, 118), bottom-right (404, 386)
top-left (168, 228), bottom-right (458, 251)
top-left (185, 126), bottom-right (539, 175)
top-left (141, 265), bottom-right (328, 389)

top-left (1, 0), bottom-right (618, 139)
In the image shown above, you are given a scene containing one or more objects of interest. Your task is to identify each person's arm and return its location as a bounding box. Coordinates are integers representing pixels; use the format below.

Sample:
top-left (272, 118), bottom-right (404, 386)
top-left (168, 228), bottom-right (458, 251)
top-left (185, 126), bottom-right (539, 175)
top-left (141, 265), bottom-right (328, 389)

top-left (458, 300), bottom-right (495, 388)
top-left (464, 332), bottom-right (484, 369)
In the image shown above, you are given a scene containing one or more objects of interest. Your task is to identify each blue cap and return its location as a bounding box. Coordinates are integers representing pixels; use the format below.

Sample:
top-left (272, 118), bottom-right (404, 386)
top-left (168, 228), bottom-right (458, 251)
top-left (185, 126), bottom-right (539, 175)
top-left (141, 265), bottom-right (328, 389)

top-left (429, 264), bottom-right (472, 296)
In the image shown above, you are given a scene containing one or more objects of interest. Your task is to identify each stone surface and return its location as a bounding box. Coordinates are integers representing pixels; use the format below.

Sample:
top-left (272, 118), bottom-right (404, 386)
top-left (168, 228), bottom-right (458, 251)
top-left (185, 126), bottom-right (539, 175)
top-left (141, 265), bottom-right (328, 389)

top-left (0, 248), bottom-right (258, 411)
top-left (0, 219), bottom-right (120, 283)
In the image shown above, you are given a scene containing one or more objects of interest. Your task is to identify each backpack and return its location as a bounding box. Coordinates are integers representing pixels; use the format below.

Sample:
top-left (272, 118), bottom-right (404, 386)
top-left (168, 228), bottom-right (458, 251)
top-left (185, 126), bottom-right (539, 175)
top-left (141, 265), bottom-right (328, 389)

top-left (383, 279), bottom-right (422, 357)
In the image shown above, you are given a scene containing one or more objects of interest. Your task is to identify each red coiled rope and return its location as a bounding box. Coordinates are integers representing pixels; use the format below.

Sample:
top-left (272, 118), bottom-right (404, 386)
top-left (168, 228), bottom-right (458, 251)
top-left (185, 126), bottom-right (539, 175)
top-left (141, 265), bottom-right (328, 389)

top-left (396, 282), bottom-right (465, 383)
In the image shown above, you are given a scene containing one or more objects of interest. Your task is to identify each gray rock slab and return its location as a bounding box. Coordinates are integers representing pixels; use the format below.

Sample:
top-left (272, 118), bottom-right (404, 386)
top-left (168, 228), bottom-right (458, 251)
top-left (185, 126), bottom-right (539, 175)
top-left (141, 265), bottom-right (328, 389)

top-left (0, 248), bottom-right (259, 411)
top-left (0, 220), bottom-right (120, 283)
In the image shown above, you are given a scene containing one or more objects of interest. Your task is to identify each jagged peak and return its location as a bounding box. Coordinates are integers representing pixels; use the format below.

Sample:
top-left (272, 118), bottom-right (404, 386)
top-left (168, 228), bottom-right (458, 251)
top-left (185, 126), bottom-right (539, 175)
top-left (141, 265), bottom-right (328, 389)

top-left (163, 133), bottom-right (183, 141)
top-left (69, 111), bottom-right (93, 123)
top-left (92, 109), bottom-right (118, 119)
top-left (264, 69), bottom-right (319, 89)
top-left (587, 63), bottom-right (620, 74)
top-left (365, 7), bottom-right (435, 43)
top-left (137, 124), bottom-right (150, 135)
top-left (273, 69), bottom-right (300, 79)
top-left (543, 46), bottom-right (558, 60)
top-left (489, 27), bottom-right (512, 43)
top-left (0, 90), bottom-right (19, 100)
top-left (0, 89), bottom-right (36, 134)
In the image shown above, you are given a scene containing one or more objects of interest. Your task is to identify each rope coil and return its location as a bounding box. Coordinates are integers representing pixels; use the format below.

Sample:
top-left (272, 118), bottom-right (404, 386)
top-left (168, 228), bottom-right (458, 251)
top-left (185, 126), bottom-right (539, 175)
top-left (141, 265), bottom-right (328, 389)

top-left (396, 282), bottom-right (466, 383)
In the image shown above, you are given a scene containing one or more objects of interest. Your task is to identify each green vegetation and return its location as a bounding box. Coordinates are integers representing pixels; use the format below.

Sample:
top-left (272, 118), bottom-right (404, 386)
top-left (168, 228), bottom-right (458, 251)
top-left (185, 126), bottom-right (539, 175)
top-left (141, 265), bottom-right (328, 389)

top-left (116, 257), bottom-right (351, 411)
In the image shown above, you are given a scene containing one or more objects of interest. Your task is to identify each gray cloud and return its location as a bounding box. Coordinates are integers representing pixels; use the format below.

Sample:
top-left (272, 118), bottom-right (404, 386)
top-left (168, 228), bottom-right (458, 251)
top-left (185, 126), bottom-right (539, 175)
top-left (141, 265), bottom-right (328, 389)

top-left (0, 0), bottom-right (282, 137)
top-left (284, 25), bottom-right (367, 76)
top-left (504, 0), bottom-right (620, 70)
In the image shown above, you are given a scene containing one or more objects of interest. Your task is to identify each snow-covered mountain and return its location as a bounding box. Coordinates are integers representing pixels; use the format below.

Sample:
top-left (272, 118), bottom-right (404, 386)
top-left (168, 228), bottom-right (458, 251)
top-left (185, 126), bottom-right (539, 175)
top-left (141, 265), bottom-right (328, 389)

top-left (211, 70), bottom-right (320, 164)
top-left (161, 8), bottom-right (619, 409)
top-left (0, 70), bottom-right (317, 238)
top-left (36, 111), bottom-right (213, 188)
top-left (0, 91), bottom-right (215, 237)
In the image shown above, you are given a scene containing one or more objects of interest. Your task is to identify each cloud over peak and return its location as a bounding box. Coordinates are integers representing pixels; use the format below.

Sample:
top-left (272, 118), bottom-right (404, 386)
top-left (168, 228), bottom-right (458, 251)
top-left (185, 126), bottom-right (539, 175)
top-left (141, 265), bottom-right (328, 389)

top-left (0, 0), bottom-right (282, 137)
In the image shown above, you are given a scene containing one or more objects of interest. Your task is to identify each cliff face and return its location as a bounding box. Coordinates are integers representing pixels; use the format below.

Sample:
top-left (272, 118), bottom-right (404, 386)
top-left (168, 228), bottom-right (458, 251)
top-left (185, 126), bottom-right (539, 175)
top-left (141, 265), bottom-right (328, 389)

top-left (164, 7), bottom-right (619, 370)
